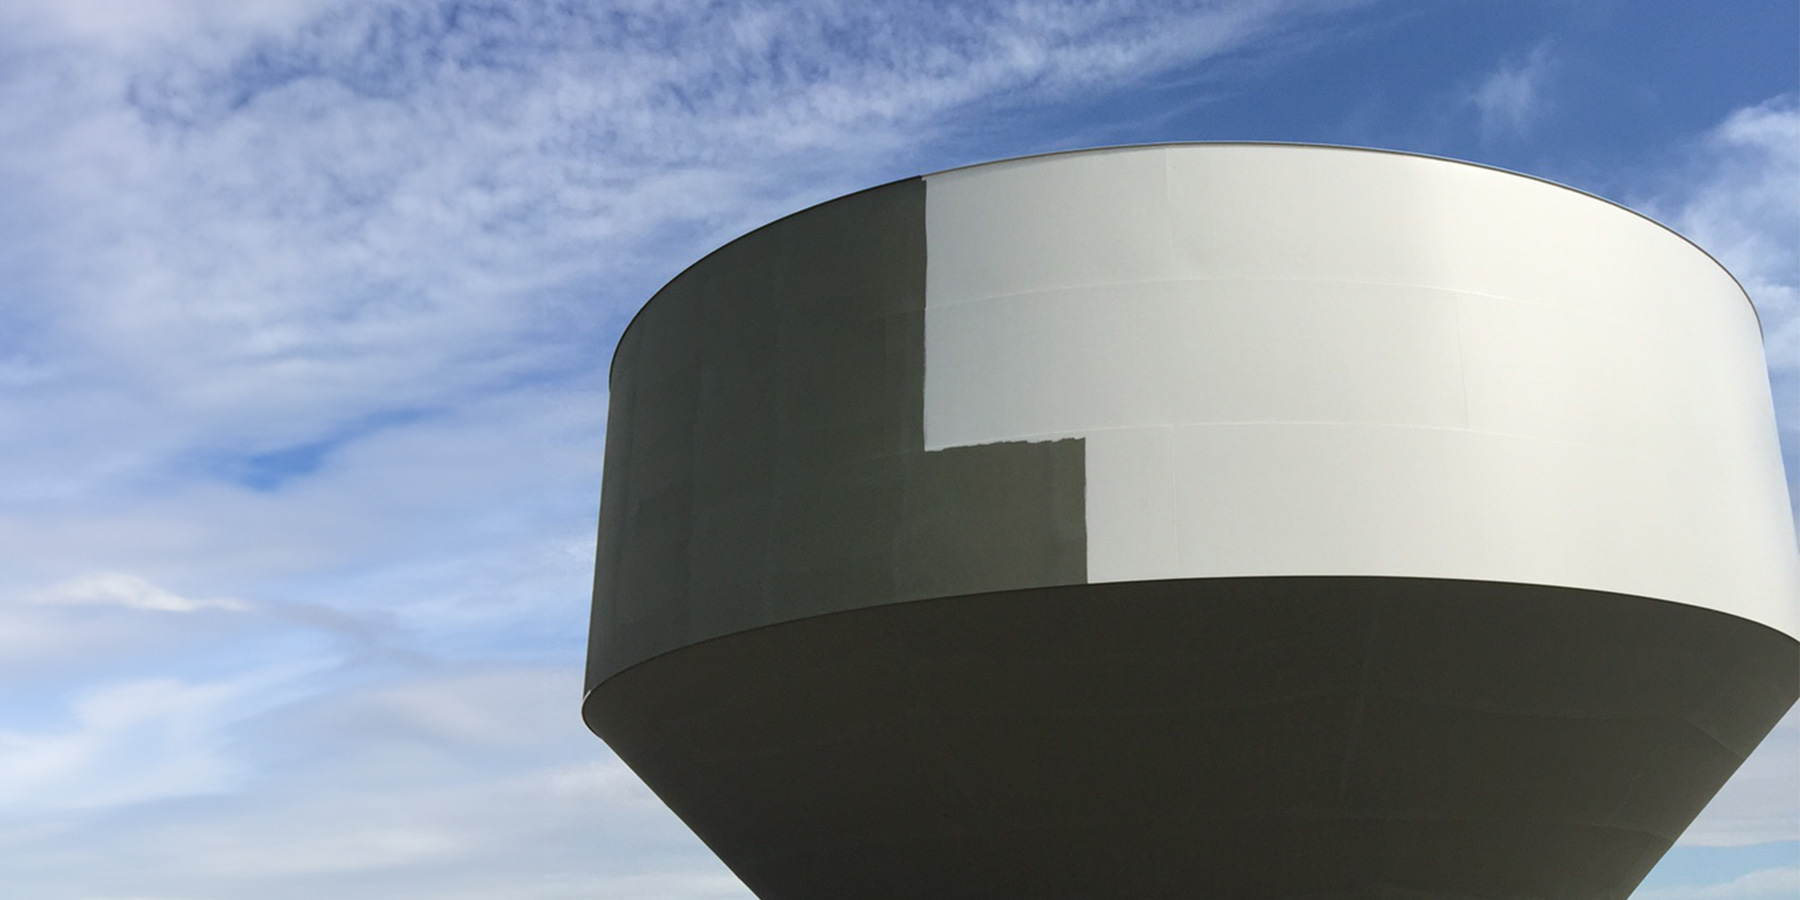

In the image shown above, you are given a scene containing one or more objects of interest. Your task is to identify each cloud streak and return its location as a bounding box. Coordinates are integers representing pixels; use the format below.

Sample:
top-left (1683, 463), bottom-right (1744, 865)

top-left (1654, 94), bottom-right (1800, 371)
top-left (0, 2), bottom-right (1384, 897)
top-left (0, 0), bottom-right (1362, 597)
top-left (1637, 867), bottom-right (1800, 900)
top-left (1469, 41), bottom-right (1555, 142)
top-left (26, 572), bottom-right (248, 612)
top-left (1640, 92), bottom-right (1800, 529)
top-left (0, 2), bottom-right (1791, 897)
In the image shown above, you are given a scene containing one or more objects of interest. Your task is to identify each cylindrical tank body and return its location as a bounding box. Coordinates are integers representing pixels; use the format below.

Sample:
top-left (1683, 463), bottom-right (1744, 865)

top-left (584, 144), bottom-right (1800, 900)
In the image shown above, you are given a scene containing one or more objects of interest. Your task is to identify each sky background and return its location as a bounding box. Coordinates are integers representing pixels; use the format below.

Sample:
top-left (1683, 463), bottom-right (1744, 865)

top-left (0, 1), bottom-right (1795, 897)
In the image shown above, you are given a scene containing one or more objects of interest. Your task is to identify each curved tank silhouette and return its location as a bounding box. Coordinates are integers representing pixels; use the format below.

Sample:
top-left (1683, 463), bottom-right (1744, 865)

top-left (583, 144), bottom-right (1800, 900)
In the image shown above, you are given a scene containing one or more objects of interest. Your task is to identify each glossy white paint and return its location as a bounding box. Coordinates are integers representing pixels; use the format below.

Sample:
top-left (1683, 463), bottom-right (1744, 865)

top-left (922, 144), bottom-right (1799, 637)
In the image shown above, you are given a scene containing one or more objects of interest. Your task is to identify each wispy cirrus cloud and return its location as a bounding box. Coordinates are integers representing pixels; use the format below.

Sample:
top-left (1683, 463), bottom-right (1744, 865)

top-left (0, 663), bottom-right (750, 899)
top-left (1637, 867), bottom-right (1800, 900)
top-left (0, 3), bottom-right (1791, 897)
top-left (1639, 92), bottom-right (1800, 531)
top-left (0, 2), bottom-right (1384, 897)
top-left (1651, 94), bottom-right (1800, 371)
top-left (1468, 41), bottom-right (1556, 143)
top-left (0, 0), bottom-right (1364, 598)
top-left (26, 572), bottom-right (247, 612)
top-left (0, 666), bottom-right (309, 813)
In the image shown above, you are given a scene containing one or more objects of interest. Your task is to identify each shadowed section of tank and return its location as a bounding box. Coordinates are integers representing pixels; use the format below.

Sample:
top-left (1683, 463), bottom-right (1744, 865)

top-left (589, 178), bottom-right (1085, 688)
top-left (588, 577), bottom-right (1797, 899)
top-left (584, 145), bottom-right (1800, 900)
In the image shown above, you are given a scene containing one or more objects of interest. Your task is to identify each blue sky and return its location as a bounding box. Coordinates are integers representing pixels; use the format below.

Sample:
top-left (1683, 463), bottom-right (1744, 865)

top-left (0, 1), bottom-right (1794, 897)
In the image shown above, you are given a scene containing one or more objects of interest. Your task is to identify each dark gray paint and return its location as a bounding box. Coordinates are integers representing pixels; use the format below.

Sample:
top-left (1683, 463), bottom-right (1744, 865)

top-left (586, 576), bottom-right (1800, 900)
top-left (590, 179), bottom-right (1086, 686)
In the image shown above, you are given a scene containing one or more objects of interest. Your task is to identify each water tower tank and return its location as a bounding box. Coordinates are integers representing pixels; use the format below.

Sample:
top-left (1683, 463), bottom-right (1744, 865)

top-left (583, 144), bottom-right (1800, 899)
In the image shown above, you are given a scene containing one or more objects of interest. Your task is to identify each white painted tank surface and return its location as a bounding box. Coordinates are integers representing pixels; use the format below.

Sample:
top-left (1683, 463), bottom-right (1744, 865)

top-left (585, 145), bottom-right (1800, 900)
top-left (923, 145), bottom-right (1798, 630)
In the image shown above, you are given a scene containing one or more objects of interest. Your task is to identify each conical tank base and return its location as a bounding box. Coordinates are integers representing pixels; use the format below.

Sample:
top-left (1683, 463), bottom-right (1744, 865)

top-left (586, 576), bottom-right (1798, 900)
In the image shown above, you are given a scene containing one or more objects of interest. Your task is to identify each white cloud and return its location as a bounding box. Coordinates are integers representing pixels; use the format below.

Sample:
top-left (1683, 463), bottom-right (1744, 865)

top-left (1637, 93), bottom-right (1800, 526)
top-left (25, 573), bottom-right (247, 612)
top-left (0, 580), bottom-right (346, 692)
top-left (0, 662), bottom-right (326, 813)
top-left (0, 663), bottom-right (752, 899)
top-left (0, 0), bottom-right (1365, 608)
top-left (1469, 41), bottom-right (1554, 142)
top-left (3, 0), bottom-right (333, 52)
top-left (10, 3), bottom-right (1789, 899)
top-left (1635, 867), bottom-right (1800, 900)
top-left (1650, 94), bottom-right (1800, 373)
top-left (0, 383), bottom-right (608, 628)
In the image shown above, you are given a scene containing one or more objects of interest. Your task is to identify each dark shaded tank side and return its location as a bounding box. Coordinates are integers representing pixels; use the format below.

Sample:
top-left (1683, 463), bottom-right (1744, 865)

top-left (588, 178), bottom-right (1084, 688)
top-left (589, 577), bottom-right (1797, 899)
